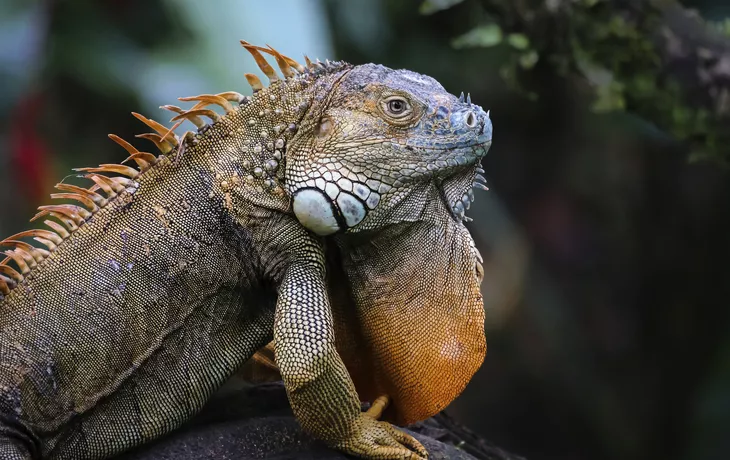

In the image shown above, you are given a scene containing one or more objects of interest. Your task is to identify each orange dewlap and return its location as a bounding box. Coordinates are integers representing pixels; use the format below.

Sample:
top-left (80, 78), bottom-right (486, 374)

top-left (331, 218), bottom-right (486, 425)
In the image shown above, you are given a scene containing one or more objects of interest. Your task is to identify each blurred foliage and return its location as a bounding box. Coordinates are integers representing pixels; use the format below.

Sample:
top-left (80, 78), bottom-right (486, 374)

top-left (421, 0), bottom-right (730, 165)
top-left (0, 0), bottom-right (193, 236)
top-left (419, 0), bottom-right (467, 15)
top-left (41, 0), bottom-right (193, 167)
top-left (709, 17), bottom-right (730, 36)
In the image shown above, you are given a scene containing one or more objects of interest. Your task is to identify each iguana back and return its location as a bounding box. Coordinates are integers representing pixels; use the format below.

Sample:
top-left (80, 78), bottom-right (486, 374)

top-left (0, 96), bottom-right (285, 460)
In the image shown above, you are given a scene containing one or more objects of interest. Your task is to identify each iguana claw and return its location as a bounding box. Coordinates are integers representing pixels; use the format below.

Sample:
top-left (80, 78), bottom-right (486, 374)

top-left (365, 395), bottom-right (391, 420)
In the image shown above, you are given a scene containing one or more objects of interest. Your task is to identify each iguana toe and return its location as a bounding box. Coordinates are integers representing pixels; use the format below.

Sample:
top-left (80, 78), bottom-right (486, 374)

top-left (365, 395), bottom-right (391, 420)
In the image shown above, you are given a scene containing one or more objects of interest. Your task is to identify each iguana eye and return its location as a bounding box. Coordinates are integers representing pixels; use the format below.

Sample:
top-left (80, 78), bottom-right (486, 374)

top-left (388, 99), bottom-right (406, 114)
top-left (382, 96), bottom-right (412, 119)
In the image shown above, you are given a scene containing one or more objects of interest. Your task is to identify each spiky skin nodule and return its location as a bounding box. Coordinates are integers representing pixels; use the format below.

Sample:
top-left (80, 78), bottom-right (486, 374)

top-left (0, 42), bottom-right (491, 460)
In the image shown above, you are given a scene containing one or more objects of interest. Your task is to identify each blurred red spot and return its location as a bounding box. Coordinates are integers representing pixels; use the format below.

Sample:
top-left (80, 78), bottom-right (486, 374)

top-left (9, 93), bottom-right (53, 204)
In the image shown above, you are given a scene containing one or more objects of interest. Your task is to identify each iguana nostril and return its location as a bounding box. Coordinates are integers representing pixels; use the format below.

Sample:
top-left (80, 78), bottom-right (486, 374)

top-left (465, 112), bottom-right (476, 128)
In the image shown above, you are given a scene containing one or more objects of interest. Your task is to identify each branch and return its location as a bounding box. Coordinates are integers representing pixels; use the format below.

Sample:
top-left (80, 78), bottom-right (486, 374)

top-left (117, 382), bottom-right (525, 460)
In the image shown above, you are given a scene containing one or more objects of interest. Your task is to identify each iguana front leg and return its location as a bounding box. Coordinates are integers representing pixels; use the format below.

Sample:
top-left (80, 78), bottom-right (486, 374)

top-left (274, 255), bottom-right (427, 460)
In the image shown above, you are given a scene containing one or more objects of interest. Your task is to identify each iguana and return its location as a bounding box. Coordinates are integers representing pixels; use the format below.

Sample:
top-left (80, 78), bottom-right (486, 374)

top-left (0, 41), bottom-right (492, 460)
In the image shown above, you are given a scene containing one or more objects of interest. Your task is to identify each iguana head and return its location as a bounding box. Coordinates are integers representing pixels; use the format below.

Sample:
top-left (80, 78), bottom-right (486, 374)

top-left (288, 63), bottom-right (492, 235)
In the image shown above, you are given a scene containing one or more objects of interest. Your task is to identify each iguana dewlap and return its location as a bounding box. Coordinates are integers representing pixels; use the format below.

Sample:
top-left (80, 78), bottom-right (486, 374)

top-left (331, 216), bottom-right (486, 426)
top-left (0, 41), bottom-right (492, 460)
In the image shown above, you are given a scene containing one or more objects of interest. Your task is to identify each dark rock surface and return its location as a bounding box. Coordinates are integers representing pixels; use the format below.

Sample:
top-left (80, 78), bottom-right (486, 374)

top-left (116, 382), bottom-right (524, 460)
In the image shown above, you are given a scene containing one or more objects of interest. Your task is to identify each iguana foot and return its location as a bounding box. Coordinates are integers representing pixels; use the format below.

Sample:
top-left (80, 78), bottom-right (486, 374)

top-left (334, 415), bottom-right (428, 460)
top-left (334, 395), bottom-right (428, 460)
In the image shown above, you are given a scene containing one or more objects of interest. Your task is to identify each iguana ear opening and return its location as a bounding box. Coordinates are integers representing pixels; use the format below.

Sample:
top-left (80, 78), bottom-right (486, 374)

top-left (328, 216), bottom-right (486, 425)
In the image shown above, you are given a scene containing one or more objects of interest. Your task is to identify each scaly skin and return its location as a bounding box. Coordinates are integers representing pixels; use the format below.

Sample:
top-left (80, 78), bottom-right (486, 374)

top-left (0, 42), bottom-right (492, 460)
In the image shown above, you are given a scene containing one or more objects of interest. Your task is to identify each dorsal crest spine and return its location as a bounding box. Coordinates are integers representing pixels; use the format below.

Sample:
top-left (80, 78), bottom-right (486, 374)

top-left (0, 41), bottom-right (350, 301)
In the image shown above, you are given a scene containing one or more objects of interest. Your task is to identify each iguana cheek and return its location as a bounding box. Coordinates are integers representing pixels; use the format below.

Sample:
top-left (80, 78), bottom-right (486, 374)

top-left (293, 189), bottom-right (368, 236)
top-left (293, 189), bottom-right (342, 236)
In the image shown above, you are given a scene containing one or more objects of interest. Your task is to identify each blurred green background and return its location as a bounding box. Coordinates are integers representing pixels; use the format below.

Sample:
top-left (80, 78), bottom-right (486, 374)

top-left (0, 1), bottom-right (728, 460)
